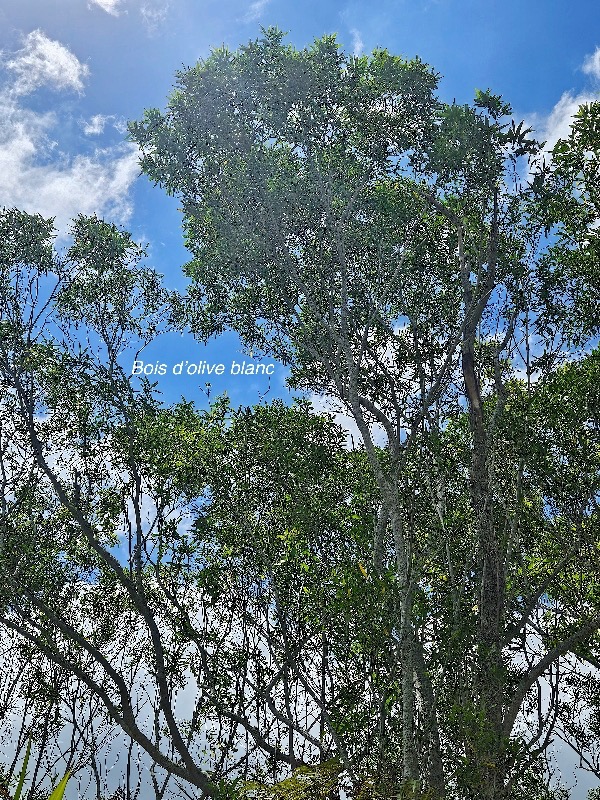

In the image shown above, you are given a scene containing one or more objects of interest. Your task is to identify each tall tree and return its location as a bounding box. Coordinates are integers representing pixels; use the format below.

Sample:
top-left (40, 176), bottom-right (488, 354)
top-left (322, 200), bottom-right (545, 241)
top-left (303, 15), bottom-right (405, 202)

top-left (129, 30), bottom-right (599, 799)
top-left (0, 208), bottom-right (387, 799)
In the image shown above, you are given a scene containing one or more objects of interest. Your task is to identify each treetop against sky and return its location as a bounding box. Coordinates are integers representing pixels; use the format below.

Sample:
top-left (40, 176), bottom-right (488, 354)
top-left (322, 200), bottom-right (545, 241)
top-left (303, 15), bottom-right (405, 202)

top-left (0, 0), bottom-right (599, 410)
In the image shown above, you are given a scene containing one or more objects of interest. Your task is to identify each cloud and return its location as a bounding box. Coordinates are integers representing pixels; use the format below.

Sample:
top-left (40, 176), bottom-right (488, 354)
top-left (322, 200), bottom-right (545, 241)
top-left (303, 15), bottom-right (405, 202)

top-left (0, 94), bottom-right (139, 233)
top-left (309, 393), bottom-right (387, 449)
top-left (243, 0), bottom-right (270, 22)
top-left (0, 31), bottom-right (139, 234)
top-left (82, 113), bottom-right (129, 136)
top-left (526, 49), bottom-right (600, 159)
top-left (582, 46), bottom-right (600, 80)
top-left (140, 1), bottom-right (171, 31)
top-left (88, 0), bottom-right (123, 15)
top-left (87, 0), bottom-right (171, 33)
top-left (350, 28), bottom-right (364, 57)
top-left (82, 113), bottom-right (111, 135)
top-left (5, 30), bottom-right (89, 95)
top-left (533, 90), bottom-right (597, 154)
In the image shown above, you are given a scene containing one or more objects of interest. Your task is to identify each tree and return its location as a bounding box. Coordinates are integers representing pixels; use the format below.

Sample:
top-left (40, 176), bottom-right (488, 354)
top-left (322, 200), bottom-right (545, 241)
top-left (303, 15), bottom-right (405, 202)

top-left (530, 100), bottom-right (600, 342)
top-left (0, 208), bottom-right (390, 799)
top-left (0, 209), bottom-right (183, 799)
top-left (129, 29), bottom-right (599, 799)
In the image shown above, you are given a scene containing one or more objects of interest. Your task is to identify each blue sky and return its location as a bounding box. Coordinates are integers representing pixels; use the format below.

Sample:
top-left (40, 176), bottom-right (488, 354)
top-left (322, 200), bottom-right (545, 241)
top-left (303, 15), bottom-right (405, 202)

top-left (0, 4), bottom-right (599, 792)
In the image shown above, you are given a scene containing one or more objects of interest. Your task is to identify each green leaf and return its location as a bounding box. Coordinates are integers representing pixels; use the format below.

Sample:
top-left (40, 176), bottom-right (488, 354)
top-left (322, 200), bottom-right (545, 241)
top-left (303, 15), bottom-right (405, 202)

top-left (13, 739), bottom-right (31, 800)
top-left (47, 771), bottom-right (70, 800)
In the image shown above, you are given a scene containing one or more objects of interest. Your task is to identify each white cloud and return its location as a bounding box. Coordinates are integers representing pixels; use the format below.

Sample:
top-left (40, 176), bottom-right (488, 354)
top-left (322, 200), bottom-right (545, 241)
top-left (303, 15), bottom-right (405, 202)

top-left (243, 0), bottom-right (270, 22)
top-left (5, 30), bottom-right (89, 95)
top-left (350, 27), bottom-right (364, 57)
top-left (140, 1), bottom-right (171, 31)
top-left (528, 49), bottom-right (600, 159)
top-left (533, 90), bottom-right (598, 154)
top-left (0, 31), bottom-right (139, 234)
top-left (88, 0), bottom-right (172, 32)
top-left (0, 94), bottom-right (139, 233)
top-left (82, 113), bottom-right (111, 135)
top-left (88, 0), bottom-right (123, 15)
top-left (82, 113), bottom-right (128, 135)
top-left (582, 46), bottom-right (600, 80)
top-left (113, 118), bottom-right (129, 134)
top-left (309, 393), bottom-right (387, 449)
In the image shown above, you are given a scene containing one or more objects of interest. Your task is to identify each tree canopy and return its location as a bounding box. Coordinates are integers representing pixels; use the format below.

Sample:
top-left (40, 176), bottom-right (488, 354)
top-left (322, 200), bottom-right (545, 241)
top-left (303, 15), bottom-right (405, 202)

top-left (0, 28), bottom-right (598, 800)
top-left (128, 28), bottom-right (600, 800)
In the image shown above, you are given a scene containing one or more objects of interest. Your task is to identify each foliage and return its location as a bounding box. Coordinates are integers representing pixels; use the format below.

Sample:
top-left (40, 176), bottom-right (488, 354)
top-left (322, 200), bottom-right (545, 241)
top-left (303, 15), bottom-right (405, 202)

top-left (0, 26), bottom-right (598, 800)
top-left (1, 740), bottom-right (70, 800)
top-left (241, 759), bottom-right (342, 800)
top-left (129, 28), bottom-right (599, 800)
top-left (530, 101), bottom-right (600, 343)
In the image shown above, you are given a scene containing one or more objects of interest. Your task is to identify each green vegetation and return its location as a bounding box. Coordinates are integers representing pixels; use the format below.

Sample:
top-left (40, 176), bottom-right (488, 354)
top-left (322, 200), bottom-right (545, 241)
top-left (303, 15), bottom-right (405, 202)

top-left (1, 29), bottom-right (598, 800)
